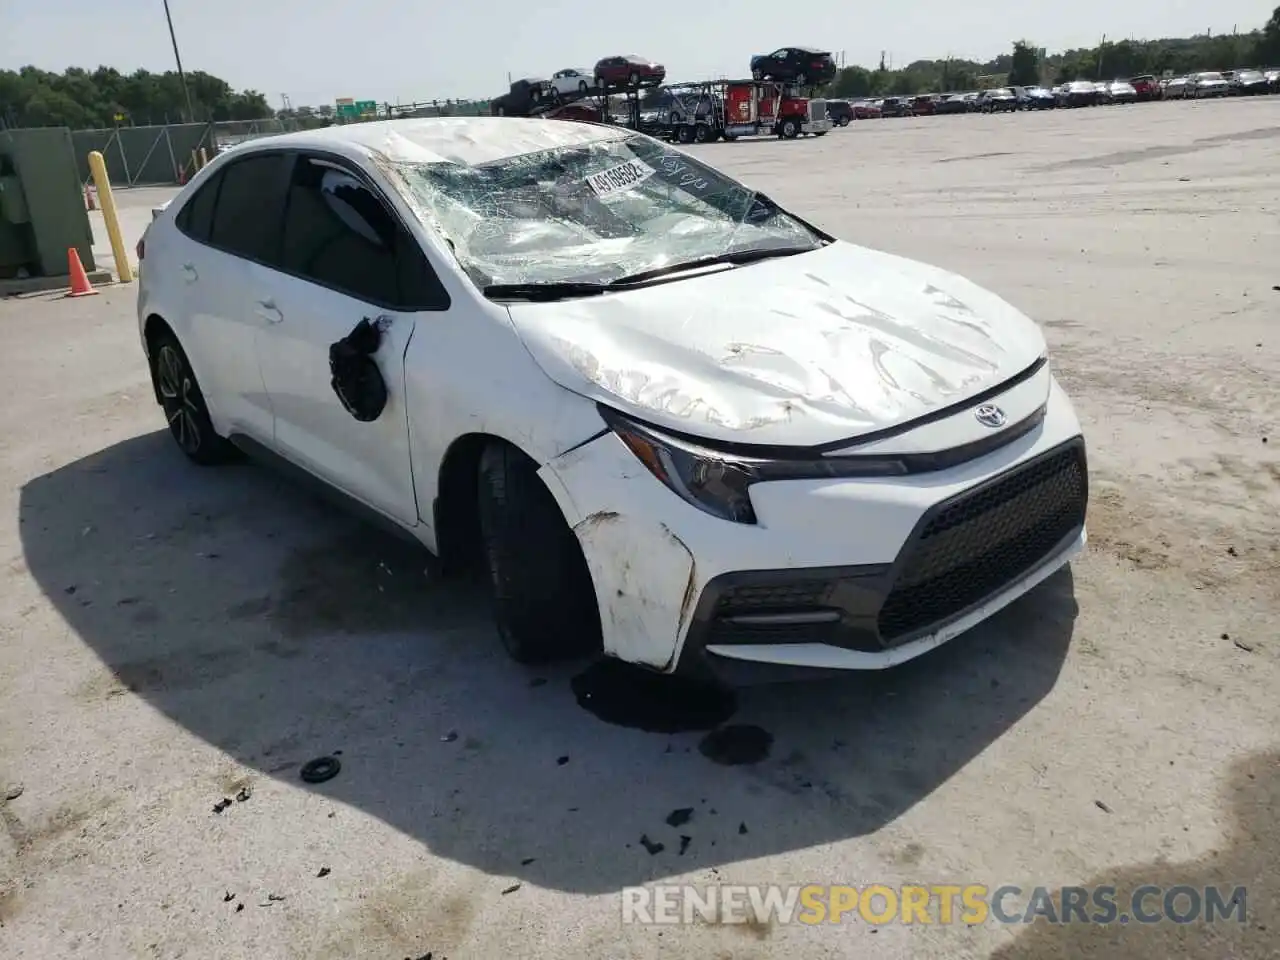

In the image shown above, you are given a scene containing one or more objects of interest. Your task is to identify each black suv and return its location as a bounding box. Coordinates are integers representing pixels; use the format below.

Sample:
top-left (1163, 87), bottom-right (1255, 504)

top-left (826, 99), bottom-right (854, 125)
top-left (749, 47), bottom-right (837, 85)
top-left (491, 78), bottom-right (553, 117)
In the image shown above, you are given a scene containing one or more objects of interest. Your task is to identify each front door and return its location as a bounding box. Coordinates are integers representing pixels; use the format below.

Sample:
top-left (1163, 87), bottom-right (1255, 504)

top-left (248, 153), bottom-right (443, 528)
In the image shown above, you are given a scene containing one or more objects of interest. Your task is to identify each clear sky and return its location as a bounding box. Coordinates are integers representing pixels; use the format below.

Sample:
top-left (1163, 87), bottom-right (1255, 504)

top-left (4, 0), bottom-right (1275, 108)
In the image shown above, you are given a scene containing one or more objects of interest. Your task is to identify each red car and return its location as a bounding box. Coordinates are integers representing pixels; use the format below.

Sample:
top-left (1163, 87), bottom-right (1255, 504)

top-left (593, 55), bottom-right (666, 90)
top-left (851, 99), bottom-right (881, 119)
top-left (1127, 75), bottom-right (1162, 101)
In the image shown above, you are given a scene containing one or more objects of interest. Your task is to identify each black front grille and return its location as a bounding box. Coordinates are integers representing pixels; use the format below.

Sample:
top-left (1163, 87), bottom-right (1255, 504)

top-left (877, 442), bottom-right (1088, 643)
top-left (713, 581), bottom-right (833, 614)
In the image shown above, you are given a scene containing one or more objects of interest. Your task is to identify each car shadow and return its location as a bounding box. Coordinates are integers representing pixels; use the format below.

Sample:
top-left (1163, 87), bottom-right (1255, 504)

top-left (18, 430), bottom-right (1079, 895)
top-left (991, 749), bottom-right (1276, 957)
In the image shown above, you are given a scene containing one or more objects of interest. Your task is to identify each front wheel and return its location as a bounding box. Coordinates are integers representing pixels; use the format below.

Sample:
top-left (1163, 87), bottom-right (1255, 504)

top-left (152, 330), bottom-right (238, 465)
top-left (476, 443), bottom-right (601, 664)
top-left (779, 118), bottom-right (800, 139)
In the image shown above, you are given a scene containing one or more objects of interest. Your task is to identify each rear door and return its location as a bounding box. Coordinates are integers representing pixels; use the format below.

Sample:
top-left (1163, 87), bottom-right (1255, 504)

top-left (172, 151), bottom-right (289, 441)
top-left (248, 151), bottom-right (450, 527)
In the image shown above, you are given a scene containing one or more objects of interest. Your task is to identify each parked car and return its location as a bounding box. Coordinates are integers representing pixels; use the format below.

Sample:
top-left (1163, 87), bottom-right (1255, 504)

top-left (491, 78), bottom-right (553, 116)
top-left (549, 68), bottom-right (596, 101)
top-left (1127, 75), bottom-right (1162, 100)
top-left (1021, 86), bottom-right (1057, 109)
top-left (1191, 71), bottom-right (1230, 97)
top-left (825, 99), bottom-right (854, 125)
top-left (879, 97), bottom-right (913, 117)
top-left (1057, 80), bottom-right (1099, 107)
top-left (749, 47), bottom-right (838, 85)
top-left (976, 88), bottom-right (1017, 112)
top-left (851, 99), bottom-right (882, 119)
top-left (910, 94), bottom-right (937, 116)
top-left (594, 55), bottom-right (666, 90)
top-left (136, 116), bottom-right (1089, 678)
top-left (1092, 81), bottom-right (1113, 104)
top-left (935, 93), bottom-right (971, 114)
top-left (1107, 81), bottom-right (1138, 104)
top-left (1227, 69), bottom-right (1270, 95)
top-left (1266, 68), bottom-right (1280, 90)
top-left (1163, 76), bottom-right (1192, 99)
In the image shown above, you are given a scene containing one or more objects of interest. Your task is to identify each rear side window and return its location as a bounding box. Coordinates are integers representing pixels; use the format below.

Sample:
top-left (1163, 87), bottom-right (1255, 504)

top-left (175, 170), bottom-right (222, 242)
top-left (279, 156), bottom-right (448, 310)
top-left (208, 154), bottom-right (286, 263)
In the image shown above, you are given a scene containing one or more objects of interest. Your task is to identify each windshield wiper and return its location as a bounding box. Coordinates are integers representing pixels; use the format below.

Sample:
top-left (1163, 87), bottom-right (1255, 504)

top-left (483, 280), bottom-right (610, 302)
top-left (483, 245), bottom-right (817, 303)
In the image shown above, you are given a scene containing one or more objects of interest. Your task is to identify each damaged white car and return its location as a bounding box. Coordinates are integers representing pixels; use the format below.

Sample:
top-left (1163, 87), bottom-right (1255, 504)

top-left (136, 117), bottom-right (1087, 678)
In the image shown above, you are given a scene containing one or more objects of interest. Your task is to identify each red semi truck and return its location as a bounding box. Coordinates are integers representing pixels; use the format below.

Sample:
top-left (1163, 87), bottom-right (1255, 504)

top-left (722, 80), bottom-right (829, 139)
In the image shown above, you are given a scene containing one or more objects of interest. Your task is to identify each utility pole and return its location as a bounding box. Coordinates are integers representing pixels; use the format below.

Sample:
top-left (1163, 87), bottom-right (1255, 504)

top-left (162, 0), bottom-right (196, 122)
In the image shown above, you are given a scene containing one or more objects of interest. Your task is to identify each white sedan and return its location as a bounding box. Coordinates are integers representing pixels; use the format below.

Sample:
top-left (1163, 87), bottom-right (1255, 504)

top-left (136, 118), bottom-right (1088, 678)
top-left (549, 68), bottom-right (596, 101)
top-left (1192, 71), bottom-right (1230, 97)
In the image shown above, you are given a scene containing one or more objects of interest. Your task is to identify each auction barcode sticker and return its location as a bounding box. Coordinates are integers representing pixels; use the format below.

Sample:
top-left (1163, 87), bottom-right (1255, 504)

top-left (585, 158), bottom-right (655, 199)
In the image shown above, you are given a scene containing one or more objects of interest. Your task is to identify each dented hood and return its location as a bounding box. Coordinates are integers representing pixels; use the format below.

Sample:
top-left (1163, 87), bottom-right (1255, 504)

top-left (505, 241), bottom-right (1047, 448)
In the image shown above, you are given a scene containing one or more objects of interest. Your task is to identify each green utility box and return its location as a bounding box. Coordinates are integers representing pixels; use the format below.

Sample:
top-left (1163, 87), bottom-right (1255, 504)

top-left (0, 126), bottom-right (101, 293)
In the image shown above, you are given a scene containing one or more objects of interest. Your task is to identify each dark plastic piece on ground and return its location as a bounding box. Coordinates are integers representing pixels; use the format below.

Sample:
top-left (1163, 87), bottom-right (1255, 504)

top-left (300, 756), bottom-right (342, 784)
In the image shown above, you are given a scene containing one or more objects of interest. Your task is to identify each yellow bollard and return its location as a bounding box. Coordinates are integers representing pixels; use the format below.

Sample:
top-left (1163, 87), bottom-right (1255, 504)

top-left (86, 151), bottom-right (134, 284)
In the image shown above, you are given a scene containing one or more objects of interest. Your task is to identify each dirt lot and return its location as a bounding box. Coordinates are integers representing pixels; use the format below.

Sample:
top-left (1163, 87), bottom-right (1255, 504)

top-left (1, 99), bottom-right (1277, 959)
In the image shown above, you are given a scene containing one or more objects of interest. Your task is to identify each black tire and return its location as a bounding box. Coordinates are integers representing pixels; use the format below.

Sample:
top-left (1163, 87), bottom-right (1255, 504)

top-left (628, 71), bottom-right (640, 88)
top-left (476, 442), bottom-right (601, 664)
top-left (579, 80), bottom-right (589, 96)
top-left (780, 118), bottom-right (800, 139)
top-left (151, 330), bottom-right (238, 465)
top-left (693, 123), bottom-right (710, 143)
top-left (677, 125), bottom-right (695, 143)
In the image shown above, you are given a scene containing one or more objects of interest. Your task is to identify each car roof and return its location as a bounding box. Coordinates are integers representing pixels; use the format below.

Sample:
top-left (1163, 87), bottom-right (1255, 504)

top-left (791, 46), bottom-right (830, 54)
top-left (221, 117), bottom-right (619, 168)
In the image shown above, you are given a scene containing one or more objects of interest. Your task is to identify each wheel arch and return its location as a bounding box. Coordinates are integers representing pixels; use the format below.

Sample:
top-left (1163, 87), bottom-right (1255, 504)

top-left (142, 313), bottom-right (175, 405)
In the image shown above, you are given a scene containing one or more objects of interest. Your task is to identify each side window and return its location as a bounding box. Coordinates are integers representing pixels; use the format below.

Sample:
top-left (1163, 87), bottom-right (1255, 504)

top-left (279, 156), bottom-right (448, 310)
top-left (208, 154), bottom-right (286, 263)
top-left (175, 169), bottom-right (222, 243)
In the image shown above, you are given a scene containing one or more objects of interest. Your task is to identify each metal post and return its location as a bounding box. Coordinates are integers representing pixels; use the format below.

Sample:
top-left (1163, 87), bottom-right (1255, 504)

top-left (163, 0), bottom-right (196, 123)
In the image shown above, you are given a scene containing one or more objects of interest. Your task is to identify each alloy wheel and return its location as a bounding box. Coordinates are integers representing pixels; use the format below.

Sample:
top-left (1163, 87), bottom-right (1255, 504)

top-left (157, 344), bottom-right (202, 455)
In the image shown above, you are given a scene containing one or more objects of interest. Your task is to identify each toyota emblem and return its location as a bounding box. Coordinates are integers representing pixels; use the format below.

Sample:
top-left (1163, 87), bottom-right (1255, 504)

top-left (974, 403), bottom-right (1007, 428)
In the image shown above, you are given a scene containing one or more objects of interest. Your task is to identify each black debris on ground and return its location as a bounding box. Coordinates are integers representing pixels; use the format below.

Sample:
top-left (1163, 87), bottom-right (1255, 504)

top-left (440, 731), bottom-right (458, 743)
top-left (223, 891), bottom-right (235, 902)
top-left (665, 807), bottom-right (694, 828)
top-left (235, 903), bottom-right (244, 913)
top-left (3, 784), bottom-right (23, 802)
top-left (556, 756), bottom-right (569, 766)
top-left (316, 867), bottom-right (331, 878)
top-left (212, 798), bottom-right (232, 814)
top-left (679, 835), bottom-right (692, 855)
top-left (501, 883), bottom-right (521, 895)
top-left (699, 725), bottom-right (774, 766)
top-left (267, 893), bottom-right (285, 902)
top-left (1095, 800), bottom-right (1113, 814)
top-left (299, 756), bottom-right (342, 784)
top-left (1235, 638), bottom-right (1257, 653)
top-left (639, 834), bottom-right (665, 855)
top-left (738, 822), bottom-right (749, 835)
top-left (520, 858), bottom-right (536, 866)
top-left (235, 786), bottom-right (251, 803)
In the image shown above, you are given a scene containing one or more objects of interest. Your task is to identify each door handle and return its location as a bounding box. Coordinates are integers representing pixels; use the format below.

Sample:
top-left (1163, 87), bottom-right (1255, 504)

top-left (181, 262), bottom-right (198, 282)
top-left (255, 299), bottom-right (283, 323)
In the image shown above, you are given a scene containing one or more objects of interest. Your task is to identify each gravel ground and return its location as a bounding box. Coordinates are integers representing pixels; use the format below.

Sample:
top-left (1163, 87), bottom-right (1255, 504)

top-left (1, 98), bottom-right (1278, 959)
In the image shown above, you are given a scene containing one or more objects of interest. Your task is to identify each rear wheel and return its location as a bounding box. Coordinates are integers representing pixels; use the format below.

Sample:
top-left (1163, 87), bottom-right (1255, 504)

top-left (152, 330), bottom-right (238, 466)
top-left (579, 80), bottom-right (589, 96)
top-left (476, 442), bottom-right (601, 664)
top-left (693, 123), bottom-right (710, 143)
top-left (677, 124), bottom-right (695, 143)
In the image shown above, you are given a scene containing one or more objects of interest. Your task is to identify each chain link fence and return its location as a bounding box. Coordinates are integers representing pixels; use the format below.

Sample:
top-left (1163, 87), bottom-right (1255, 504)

top-left (71, 123), bottom-right (216, 187)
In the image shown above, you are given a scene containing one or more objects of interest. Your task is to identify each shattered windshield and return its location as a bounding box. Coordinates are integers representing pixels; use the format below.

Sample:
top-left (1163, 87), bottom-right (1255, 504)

top-left (392, 134), bottom-right (823, 289)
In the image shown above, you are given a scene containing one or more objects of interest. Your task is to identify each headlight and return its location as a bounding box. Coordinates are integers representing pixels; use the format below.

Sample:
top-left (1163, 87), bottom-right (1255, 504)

top-left (600, 406), bottom-right (909, 525)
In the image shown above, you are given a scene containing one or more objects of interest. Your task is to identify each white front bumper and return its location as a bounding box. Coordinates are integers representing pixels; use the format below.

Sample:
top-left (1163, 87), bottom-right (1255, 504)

top-left (540, 375), bottom-right (1086, 674)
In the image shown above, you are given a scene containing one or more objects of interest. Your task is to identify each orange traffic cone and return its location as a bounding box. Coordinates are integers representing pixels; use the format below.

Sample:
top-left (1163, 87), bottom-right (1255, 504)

top-left (66, 247), bottom-right (98, 297)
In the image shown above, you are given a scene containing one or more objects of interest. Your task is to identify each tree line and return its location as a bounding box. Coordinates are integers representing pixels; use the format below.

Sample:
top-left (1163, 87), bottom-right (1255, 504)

top-left (4, 7), bottom-right (1279, 128)
top-left (0, 66), bottom-right (273, 130)
top-left (831, 7), bottom-right (1280, 97)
